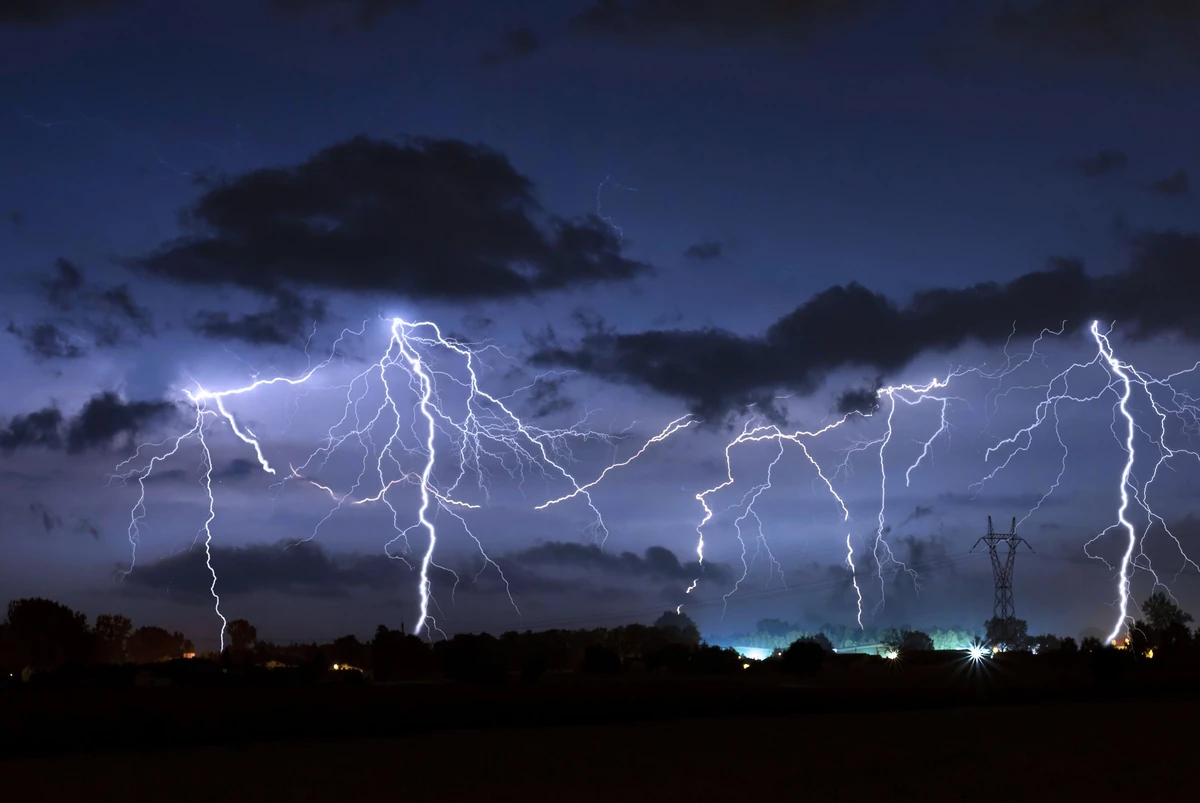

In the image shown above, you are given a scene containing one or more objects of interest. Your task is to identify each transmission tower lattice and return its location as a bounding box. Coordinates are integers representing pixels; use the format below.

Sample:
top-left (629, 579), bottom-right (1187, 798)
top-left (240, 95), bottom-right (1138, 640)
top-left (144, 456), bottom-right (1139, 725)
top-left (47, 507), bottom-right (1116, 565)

top-left (971, 516), bottom-right (1033, 646)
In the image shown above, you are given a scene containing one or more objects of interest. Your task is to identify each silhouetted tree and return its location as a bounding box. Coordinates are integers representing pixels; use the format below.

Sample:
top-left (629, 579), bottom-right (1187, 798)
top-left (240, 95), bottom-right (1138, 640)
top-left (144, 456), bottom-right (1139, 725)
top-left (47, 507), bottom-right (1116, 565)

top-left (1158, 620), bottom-right (1194, 656)
top-left (580, 643), bottom-right (621, 675)
top-left (226, 619), bottom-right (258, 655)
top-left (1031, 634), bottom-right (1061, 653)
top-left (689, 644), bottom-right (742, 674)
top-left (6, 598), bottom-right (91, 671)
top-left (881, 628), bottom-right (933, 653)
top-left (1060, 637), bottom-right (1078, 654)
top-left (126, 626), bottom-right (189, 664)
top-left (92, 614), bottom-right (132, 664)
top-left (807, 632), bottom-right (834, 652)
top-left (984, 616), bottom-right (1028, 650)
top-left (1129, 620), bottom-right (1152, 656)
top-left (1142, 591), bottom-right (1193, 631)
top-left (0, 621), bottom-right (13, 670)
top-left (372, 624), bottom-right (434, 681)
top-left (781, 638), bottom-right (824, 676)
top-left (328, 634), bottom-right (369, 669)
top-left (442, 633), bottom-right (507, 683)
top-left (653, 610), bottom-right (701, 646)
top-left (1080, 635), bottom-right (1102, 652)
top-left (645, 642), bottom-right (691, 673)
top-left (901, 630), bottom-right (934, 652)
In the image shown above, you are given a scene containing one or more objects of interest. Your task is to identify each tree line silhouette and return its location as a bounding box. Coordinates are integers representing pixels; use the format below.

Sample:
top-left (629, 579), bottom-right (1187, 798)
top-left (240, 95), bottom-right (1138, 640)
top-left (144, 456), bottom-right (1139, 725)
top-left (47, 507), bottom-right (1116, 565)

top-left (3, 592), bottom-right (1197, 686)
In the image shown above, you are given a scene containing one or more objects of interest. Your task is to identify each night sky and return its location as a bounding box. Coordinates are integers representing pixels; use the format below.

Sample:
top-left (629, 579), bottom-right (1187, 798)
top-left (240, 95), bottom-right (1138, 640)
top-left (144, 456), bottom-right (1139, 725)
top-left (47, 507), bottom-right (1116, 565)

top-left (3, 0), bottom-right (1200, 651)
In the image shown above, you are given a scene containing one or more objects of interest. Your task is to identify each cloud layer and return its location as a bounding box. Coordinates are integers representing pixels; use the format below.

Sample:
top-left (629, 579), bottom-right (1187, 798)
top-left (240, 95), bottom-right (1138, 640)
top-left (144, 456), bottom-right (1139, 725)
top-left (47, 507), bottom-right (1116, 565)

top-left (122, 538), bottom-right (727, 602)
top-left (132, 136), bottom-right (650, 317)
top-left (533, 230), bottom-right (1200, 419)
top-left (6, 259), bottom-right (153, 361)
top-left (0, 392), bottom-right (181, 455)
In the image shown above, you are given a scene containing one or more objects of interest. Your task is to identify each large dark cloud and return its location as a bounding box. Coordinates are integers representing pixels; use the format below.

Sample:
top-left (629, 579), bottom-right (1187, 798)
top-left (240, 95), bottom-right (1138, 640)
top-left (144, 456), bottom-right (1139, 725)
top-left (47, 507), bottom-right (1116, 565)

top-left (190, 289), bottom-right (327, 346)
top-left (123, 540), bottom-right (405, 598)
top-left (131, 136), bottom-right (650, 310)
top-left (506, 540), bottom-right (730, 585)
top-left (570, 0), bottom-right (877, 45)
top-left (266, 0), bottom-right (419, 29)
top-left (5, 322), bottom-right (85, 361)
top-left (0, 0), bottom-right (132, 26)
top-left (532, 230), bottom-right (1200, 420)
top-left (835, 377), bottom-right (882, 415)
top-left (0, 392), bottom-right (180, 455)
top-left (992, 0), bottom-right (1200, 64)
top-left (6, 258), bottom-right (153, 360)
top-left (122, 538), bottom-right (722, 602)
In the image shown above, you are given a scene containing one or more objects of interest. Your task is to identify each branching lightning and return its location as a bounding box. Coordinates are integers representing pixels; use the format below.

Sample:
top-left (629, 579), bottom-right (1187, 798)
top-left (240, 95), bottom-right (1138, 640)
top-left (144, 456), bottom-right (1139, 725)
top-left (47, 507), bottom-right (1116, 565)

top-left (110, 309), bottom-right (1200, 647)
top-left (110, 316), bottom-right (691, 648)
top-left (685, 321), bottom-right (1199, 640)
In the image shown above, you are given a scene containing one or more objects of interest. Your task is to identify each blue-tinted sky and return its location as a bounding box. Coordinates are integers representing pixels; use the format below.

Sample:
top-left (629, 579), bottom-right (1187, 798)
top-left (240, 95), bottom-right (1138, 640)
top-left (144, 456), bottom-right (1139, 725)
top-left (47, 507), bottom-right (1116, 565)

top-left (2, 0), bottom-right (1199, 650)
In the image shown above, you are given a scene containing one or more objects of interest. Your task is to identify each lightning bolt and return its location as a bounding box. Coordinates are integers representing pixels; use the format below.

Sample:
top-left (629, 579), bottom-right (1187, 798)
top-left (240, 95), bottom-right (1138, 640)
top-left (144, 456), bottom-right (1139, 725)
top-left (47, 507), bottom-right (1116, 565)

top-left (977, 321), bottom-right (1200, 643)
top-left (112, 316), bottom-right (691, 646)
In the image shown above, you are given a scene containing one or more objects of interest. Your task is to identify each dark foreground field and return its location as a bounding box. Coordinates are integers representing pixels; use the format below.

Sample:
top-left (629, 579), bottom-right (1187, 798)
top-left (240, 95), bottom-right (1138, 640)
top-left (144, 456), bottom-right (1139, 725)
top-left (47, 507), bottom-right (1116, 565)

top-left (4, 660), bottom-right (1198, 802)
top-left (8, 693), bottom-right (1195, 802)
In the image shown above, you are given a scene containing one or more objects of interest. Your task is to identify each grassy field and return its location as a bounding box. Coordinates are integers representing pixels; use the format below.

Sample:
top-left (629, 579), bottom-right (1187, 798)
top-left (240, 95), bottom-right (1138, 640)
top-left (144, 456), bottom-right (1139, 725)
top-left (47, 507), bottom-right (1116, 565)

top-left (8, 694), bottom-right (1196, 802)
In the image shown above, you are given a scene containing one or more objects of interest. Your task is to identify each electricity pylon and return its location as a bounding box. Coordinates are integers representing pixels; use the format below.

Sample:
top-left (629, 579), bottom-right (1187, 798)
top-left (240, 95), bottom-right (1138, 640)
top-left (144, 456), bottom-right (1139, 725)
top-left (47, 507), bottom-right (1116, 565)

top-left (972, 516), bottom-right (1032, 647)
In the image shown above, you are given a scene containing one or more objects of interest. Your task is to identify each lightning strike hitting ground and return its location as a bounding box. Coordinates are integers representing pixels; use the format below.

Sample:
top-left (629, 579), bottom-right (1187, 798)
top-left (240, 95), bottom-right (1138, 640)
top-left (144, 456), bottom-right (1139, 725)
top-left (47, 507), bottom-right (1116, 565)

top-left (688, 322), bottom-right (1199, 637)
top-left (110, 316), bottom-right (692, 648)
top-left (977, 321), bottom-right (1200, 642)
top-left (109, 312), bottom-right (1200, 646)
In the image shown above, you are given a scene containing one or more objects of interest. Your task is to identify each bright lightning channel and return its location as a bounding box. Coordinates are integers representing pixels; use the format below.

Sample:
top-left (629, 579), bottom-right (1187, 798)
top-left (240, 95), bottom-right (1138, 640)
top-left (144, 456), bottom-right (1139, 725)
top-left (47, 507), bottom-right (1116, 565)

top-left (110, 316), bottom-right (691, 648)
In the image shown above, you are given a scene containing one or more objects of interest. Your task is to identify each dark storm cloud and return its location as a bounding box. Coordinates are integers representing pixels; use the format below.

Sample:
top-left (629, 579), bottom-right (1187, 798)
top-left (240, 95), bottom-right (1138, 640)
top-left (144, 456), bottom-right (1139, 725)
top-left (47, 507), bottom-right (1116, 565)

top-left (0, 392), bottom-right (180, 455)
top-left (479, 27), bottom-right (541, 66)
top-left (532, 229), bottom-right (1200, 419)
top-left (992, 0), bottom-right (1200, 64)
top-left (6, 322), bottom-right (85, 360)
top-left (1076, 149), bottom-right (1128, 178)
top-left (506, 540), bottom-right (731, 584)
top-left (835, 377), bottom-right (882, 415)
top-left (190, 289), bottom-right (327, 346)
top-left (6, 258), bottom-right (154, 359)
top-left (570, 0), bottom-right (876, 44)
top-left (683, 240), bottom-right (723, 261)
top-left (266, 0), bottom-right (418, 29)
top-left (0, 0), bottom-right (132, 26)
top-left (1145, 168), bottom-right (1190, 198)
top-left (121, 539), bottom-right (716, 601)
top-left (122, 540), bottom-right (407, 598)
top-left (132, 136), bottom-right (650, 305)
top-left (522, 375), bottom-right (574, 419)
